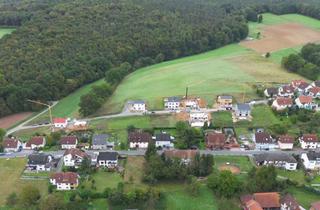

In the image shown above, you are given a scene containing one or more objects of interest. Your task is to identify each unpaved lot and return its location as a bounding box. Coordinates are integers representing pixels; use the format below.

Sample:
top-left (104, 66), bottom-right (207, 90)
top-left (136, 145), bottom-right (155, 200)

top-left (241, 23), bottom-right (320, 53)
top-left (0, 112), bottom-right (33, 129)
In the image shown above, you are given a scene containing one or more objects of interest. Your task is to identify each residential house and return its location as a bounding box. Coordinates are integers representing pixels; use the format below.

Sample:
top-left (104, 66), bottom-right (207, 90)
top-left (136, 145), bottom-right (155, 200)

top-left (217, 95), bottom-right (233, 110)
top-left (50, 172), bottom-right (79, 190)
top-left (181, 97), bottom-right (202, 110)
top-left (205, 132), bottom-right (225, 150)
top-left (299, 134), bottom-right (318, 150)
top-left (311, 80), bottom-right (320, 87)
top-left (24, 136), bottom-right (46, 150)
top-left (264, 87), bottom-right (279, 98)
top-left (254, 153), bottom-right (297, 171)
top-left (164, 150), bottom-right (197, 164)
top-left (241, 192), bottom-right (281, 210)
top-left (254, 132), bottom-right (277, 150)
top-left (128, 131), bottom-right (152, 149)
top-left (301, 151), bottom-right (320, 170)
top-left (97, 152), bottom-right (118, 168)
top-left (152, 133), bottom-right (174, 148)
top-left (307, 86), bottom-right (320, 98)
top-left (295, 96), bottom-right (317, 110)
top-left (311, 201), bottom-right (320, 210)
top-left (235, 103), bottom-right (251, 120)
top-left (278, 135), bottom-right (294, 150)
top-left (68, 119), bottom-right (88, 131)
top-left (63, 148), bottom-right (89, 167)
top-left (127, 100), bottom-right (146, 112)
top-left (281, 194), bottom-right (302, 210)
top-left (189, 111), bottom-right (210, 127)
top-left (278, 85), bottom-right (295, 98)
top-left (26, 153), bottom-right (53, 171)
top-left (272, 97), bottom-right (293, 111)
top-left (296, 82), bottom-right (310, 94)
top-left (91, 134), bottom-right (114, 150)
top-left (2, 138), bottom-right (22, 152)
top-left (164, 97), bottom-right (181, 110)
top-left (60, 136), bottom-right (78, 149)
top-left (291, 80), bottom-right (307, 89)
top-left (53, 118), bottom-right (68, 128)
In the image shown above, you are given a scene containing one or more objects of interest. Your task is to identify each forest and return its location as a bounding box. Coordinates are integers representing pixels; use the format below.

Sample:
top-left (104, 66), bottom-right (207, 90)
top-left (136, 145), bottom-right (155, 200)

top-left (1, 0), bottom-right (320, 117)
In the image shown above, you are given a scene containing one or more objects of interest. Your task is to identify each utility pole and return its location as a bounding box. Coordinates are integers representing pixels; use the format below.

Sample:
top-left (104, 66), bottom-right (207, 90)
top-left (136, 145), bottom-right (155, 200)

top-left (185, 86), bottom-right (189, 99)
top-left (27, 99), bottom-right (54, 130)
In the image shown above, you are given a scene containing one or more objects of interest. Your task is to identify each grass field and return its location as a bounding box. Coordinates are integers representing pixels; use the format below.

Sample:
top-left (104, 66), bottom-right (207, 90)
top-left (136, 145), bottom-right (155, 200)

top-left (287, 186), bottom-right (320, 208)
top-left (82, 171), bottom-right (122, 192)
top-left (277, 169), bottom-right (306, 185)
top-left (250, 105), bottom-right (281, 128)
top-left (211, 111), bottom-right (233, 127)
top-left (214, 156), bottom-right (254, 173)
top-left (124, 156), bottom-right (148, 191)
top-left (0, 28), bottom-right (15, 38)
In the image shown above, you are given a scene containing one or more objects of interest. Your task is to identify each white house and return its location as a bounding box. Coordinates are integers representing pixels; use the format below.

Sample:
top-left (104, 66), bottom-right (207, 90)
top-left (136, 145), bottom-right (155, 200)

top-left (299, 134), bottom-right (319, 150)
top-left (254, 132), bottom-right (277, 150)
top-left (24, 136), bottom-right (46, 150)
top-left (53, 118), bottom-right (68, 128)
top-left (127, 100), bottom-right (146, 112)
top-left (2, 138), bottom-right (22, 152)
top-left (295, 96), bottom-right (317, 110)
top-left (181, 98), bottom-right (201, 110)
top-left (254, 153), bottom-right (297, 171)
top-left (97, 152), bottom-right (118, 168)
top-left (164, 97), bottom-right (181, 110)
top-left (26, 153), bottom-right (53, 172)
top-left (272, 97), bottom-right (293, 111)
top-left (50, 172), bottom-right (79, 190)
top-left (152, 133), bottom-right (174, 148)
top-left (278, 85), bottom-right (295, 98)
top-left (278, 135), bottom-right (294, 150)
top-left (235, 103), bottom-right (251, 120)
top-left (301, 151), bottom-right (320, 170)
top-left (189, 111), bottom-right (210, 127)
top-left (128, 131), bottom-right (151, 149)
top-left (60, 136), bottom-right (78, 149)
top-left (63, 148), bottom-right (89, 167)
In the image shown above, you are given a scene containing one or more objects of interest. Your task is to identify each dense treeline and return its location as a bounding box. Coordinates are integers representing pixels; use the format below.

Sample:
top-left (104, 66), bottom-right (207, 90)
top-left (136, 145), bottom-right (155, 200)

top-left (282, 43), bottom-right (320, 79)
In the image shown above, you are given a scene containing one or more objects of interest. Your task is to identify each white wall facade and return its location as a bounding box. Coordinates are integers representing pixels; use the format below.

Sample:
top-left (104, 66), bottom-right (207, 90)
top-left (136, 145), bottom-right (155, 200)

top-left (129, 142), bottom-right (149, 149)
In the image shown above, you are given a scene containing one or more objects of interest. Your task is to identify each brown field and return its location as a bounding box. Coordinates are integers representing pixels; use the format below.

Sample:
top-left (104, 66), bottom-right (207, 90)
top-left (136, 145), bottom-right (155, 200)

top-left (0, 112), bottom-right (33, 129)
top-left (241, 23), bottom-right (320, 53)
top-left (219, 164), bottom-right (241, 174)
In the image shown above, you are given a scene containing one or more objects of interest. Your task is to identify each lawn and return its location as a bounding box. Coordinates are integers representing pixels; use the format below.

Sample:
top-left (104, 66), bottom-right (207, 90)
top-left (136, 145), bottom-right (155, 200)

top-left (214, 155), bottom-right (254, 173)
top-left (0, 158), bottom-right (48, 206)
top-left (212, 111), bottom-right (233, 127)
top-left (82, 171), bottom-right (123, 192)
top-left (0, 28), bottom-right (15, 38)
top-left (287, 186), bottom-right (320, 208)
top-left (250, 105), bottom-right (281, 128)
top-left (11, 126), bottom-right (51, 142)
top-left (276, 169), bottom-right (306, 185)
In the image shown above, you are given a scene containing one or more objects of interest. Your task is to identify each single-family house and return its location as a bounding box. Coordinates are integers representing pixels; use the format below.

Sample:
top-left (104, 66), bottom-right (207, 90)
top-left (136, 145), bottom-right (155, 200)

top-left (50, 172), bottom-right (79, 190)
top-left (164, 97), bottom-right (181, 110)
top-left (312, 80), bottom-right (320, 87)
top-left (296, 82), bottom-right (310, 93)
top-left (181, 97), bottom-right (203, 110)
top-left (152, 133), bottom-right (174, 148)
top-left (311, 201), bottom-right (320, 210)
top-left (128, 131), bottom-right (152, 149)
top-left (272, 97), bottom-right (293, 111)
top-left (205, 132), bottom-right (225, 150)
top-left (254, 153), bottom-right (298, 171)
top-left (278, 85), bottom-right (295, 98)
top-left (241, 192), bottom-right (281, 210)
top-left (26, 153), bottom-right (53, 171)
top-left (164, 150), bottom-right (197, 164)
top-left (217, 95), bottom-right (233, 110)
top-left (301, 151), bottom-right (320, 170)
top-left (295, 96), bottom-right (317, 110)
top-left (278, 135), bottom-right (295, 150)
top-left (189, 111), bottom-right (210, 127)
top-left (254, 132), bottom-right (277, 150)
top-left (235, 103), bottom-right (251, 120)
top-left (2, 138), bottom-right (22, 152)
top-left (299, 134), bottom-right (319, 150)
top-left (63, 148), bottom-right (89, 167)
top-left (91, 134), bottom-right (114, 150)
top-left (68, 119), bottom-right (88, 131)
top-left (53, 118), bottom-right (68, 128)
top-left (127, 100), bottom-right (146, 112)
top-left (307, 86), bottom-right (320, 98)
top-left (24, 136), bottom-right (46, 150)
top-left (60, 136), bottom-right (78, 149)
top-left (291, 80), bottom-right (307, 89)
top-left (264, 87), bottom-right (279, 98)
top-left (97, 152), bottom-right (118, 168)
top-left (280, 194), bottom-right (302, 210)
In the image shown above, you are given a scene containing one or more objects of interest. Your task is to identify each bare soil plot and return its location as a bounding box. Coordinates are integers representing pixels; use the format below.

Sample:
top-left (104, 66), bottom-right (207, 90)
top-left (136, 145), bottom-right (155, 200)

top-left (219, 164), bottom-right (241, 174)
top-left (241, 23), bottom-right (320, 53)
top-left (0, 112), bottom-right (33, 129)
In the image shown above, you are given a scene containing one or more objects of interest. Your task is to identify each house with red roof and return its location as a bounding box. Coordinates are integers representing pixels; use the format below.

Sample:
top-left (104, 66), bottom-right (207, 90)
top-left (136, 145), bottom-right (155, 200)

top-left (50, 172), bottom-right (79, 190)
top-left (307, 86), bottom-right (320, 98)
top-left (291, 80), bottom-right (307, 89)
top-left (280, 194), bottom-right (302, 210)
top-left (254, 132), bottom-right (277, 150)
top-left (311, 201), bottom-right (320, 210)
top-left (24, 136), bottom-right (46, 150)
top-left (272, 97), bottom-right (293, 111)
top-left (60, 136), bottom-right (78, 149)
top-left (278, 85), bottom-right (295, 98)
top-left (278, 135), bottom-right (294, 150)
top-left (2, 138), bottom-right (22, 152)
top-left (241, 192), bottom-right (281, 210)
top-left (299, 134), bottom-right (319, 150)
top-left (53, 118), bottom-right (68, 128)
top-left (295, 96), bottom-right (317, 110)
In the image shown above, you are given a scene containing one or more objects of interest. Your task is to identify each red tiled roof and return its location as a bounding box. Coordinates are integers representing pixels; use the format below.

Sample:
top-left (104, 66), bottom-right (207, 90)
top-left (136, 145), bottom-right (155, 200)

top-left (292, 80), bottom-right (306, 88)
top-left (245, 199), bottom-right (263, 210)
top-left (278, 135), bottom-right (294, 144)
top-left (128, 132), bottom-right (152, 143)
top-left (255, 132), bottom-right (273, 144)
top-left (51, 172), bottom-right (78, 184)
top-left (2, 138), bottom-right (19, 148)
top-left (309, 86), bottom-right (320, 95)
top-left (297, 95), bottom-right (313, 104)
top-left (253, 192), bottom-right (280, 208)
top-left (275, 97), bottom-right (293, 106)
top-left (26, 136), bottom-right (45, 147)
top-left (63, 148), bottom-right (88, 158)
top-left (282, 85), bottom-right (295, 93)
top-left (311, 201), bottom-right (320, 210)
top-left (301, 134), bottom-right (318, 142)
top-left (205, 132), bottom-right (225, 149)
top-left (53, 118), bottom-right (66, 124)
top-left (164, 150), bottom-right (197, 160)
top-left (60, 136), bottom-right (77, 145)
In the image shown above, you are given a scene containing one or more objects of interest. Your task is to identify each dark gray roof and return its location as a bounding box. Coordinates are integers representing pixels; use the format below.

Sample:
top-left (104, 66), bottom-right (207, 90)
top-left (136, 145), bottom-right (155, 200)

top-left (314, 80), bottom-right (320, 87)
top-left (219, 95), bottom-right (232, 100)
top-left (237, 103), bottom-right (251, 111)
top-left (254, 153), bottom-right (297, 163)
top-left (266, 87), bottom-right (278, 95)
top-left (97, 152), bottom-right (118, 161)
top-left (165, 96), bottom-right (181, 102)
top-left (155, 133), bottom-right (172, 142)
top-left (92, 134), bottom-right (111, 146)
top-left (28, 153), bottom-right (51, 165)
top-left (128, 100), bottom-right (145, 104)
top-left (306, 151), bottom-right (320, 161)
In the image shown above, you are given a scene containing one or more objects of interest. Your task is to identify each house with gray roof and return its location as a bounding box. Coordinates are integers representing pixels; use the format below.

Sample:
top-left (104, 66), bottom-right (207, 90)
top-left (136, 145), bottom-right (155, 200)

top-left (92, 134), bottom-right (114, 150)
top-left (235, 103), bottom-right (251, 120)
top-left (217, 95), bottom-right (233, 110)
top-left (97, 152), bottom-right (118, 168)
top-left (127, 100), bottom-right (146, 112)
top-left (254, 153), bottom-right (297, 171)
top-left (301, 151), bottom-right (320, 170)
top-left (164, 96), bottom-right (181, 110)
top-left (152, 133), bottom-right (174, 148)
top-left (26, 153), bottom-right (53, 171)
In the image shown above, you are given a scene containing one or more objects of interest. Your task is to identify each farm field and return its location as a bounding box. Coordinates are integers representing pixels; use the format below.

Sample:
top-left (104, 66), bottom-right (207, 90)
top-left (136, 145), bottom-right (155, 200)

top-left (0, 112), bottom-right (33, 129)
